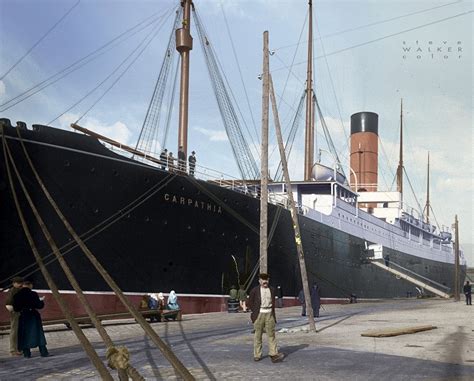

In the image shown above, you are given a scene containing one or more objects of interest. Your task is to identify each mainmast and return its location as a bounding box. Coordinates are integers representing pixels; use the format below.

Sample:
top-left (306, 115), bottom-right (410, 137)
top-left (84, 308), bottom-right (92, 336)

top-left (424, 152), bottom-right (430, 223)
top-left (396, 98), bottom-right (404, 205)
top-left (304, 0), bottom-right (314, 181)
top-left (176, 0), bottom-right (193, 157)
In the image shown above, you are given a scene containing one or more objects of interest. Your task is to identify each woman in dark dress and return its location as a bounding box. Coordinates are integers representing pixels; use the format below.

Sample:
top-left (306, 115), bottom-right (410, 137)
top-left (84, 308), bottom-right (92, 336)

top-left (13, 281), bottom-right (49, 358)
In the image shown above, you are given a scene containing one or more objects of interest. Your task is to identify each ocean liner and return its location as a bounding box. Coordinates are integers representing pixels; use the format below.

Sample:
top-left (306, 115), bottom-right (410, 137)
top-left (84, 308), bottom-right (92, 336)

top-left (0, 0), bottom-right (466, 322)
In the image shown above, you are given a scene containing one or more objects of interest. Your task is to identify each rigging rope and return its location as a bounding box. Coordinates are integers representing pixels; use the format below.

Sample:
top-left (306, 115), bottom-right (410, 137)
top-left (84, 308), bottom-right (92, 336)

top-left (48, 11), bottom-right (172, 126)
top-left (0, 0), bottom-right (81, 81)
top-left (314, 96), bottom-right (346, 178)
top-left (193, 9), bottom-right (259, 180)
top-left (220, 4), bottom-right (260, 148)
top-left (0, 5), bottom-right (176, 113)
top-left (274, 90), bottom-right (306, 181)
top-left (403, 166), bottom-right (424, 215)
top-left (270, 10), bottom-right (473, 74)
top-left (74, 15), bottom-right (173, 124)
top-left (273, 0), bottom-right (464, 52)
top-left (313, 16), bottom-right (349, 155)
top-left (162, 58), bottom-right (180, 149)
top-left (135, 9), bottom-right (182, 155)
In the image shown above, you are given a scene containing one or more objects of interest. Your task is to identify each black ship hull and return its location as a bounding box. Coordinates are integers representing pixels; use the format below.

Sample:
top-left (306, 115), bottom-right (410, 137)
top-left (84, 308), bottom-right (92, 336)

top-left (0, 124), bottom-right (464, 310)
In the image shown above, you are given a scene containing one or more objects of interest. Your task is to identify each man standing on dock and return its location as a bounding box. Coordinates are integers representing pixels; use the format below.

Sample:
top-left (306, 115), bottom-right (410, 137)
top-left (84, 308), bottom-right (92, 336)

top-left (463, 281), bottom-right (472, 305)
top-left (248, 273), bottom-right (284, 363)
top-left (5, 276), bottom-right (23, 356)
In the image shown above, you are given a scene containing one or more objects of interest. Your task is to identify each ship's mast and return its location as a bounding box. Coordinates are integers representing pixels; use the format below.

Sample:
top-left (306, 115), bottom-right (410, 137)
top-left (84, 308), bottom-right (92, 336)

top-left (396, 98), bottom-right (404, 205)
top-left (304, 0), bottom-right (314, 181)
top-left (425, 152), bottom-right (430, 223)
top-left (176, 0), bottom-right (193, 157)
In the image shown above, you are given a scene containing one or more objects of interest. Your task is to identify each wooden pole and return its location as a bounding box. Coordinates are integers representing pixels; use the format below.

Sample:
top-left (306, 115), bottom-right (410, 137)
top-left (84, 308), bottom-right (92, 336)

top-left (454, 215), bottom-right (460, 301)
top-left (269, 74), bottom-right (316, 332)
top-left (260, 30), bottom-right (269, 273)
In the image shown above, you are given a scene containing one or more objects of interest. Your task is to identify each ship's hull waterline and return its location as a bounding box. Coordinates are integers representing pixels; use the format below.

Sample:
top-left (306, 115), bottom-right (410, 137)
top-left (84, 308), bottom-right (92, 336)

top-left (0, 125), bottom-right (463, 322)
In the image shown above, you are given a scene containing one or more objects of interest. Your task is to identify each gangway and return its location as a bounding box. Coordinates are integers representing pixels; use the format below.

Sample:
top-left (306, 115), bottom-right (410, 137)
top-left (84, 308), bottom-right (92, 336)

top-left (370, 259), bottom-right (451, 299)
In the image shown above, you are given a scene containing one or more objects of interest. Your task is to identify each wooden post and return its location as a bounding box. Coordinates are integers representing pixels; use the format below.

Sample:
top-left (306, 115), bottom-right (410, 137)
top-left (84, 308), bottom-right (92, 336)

top-left (454, 215), bottom-right (460, 301)
top-left (260, 31), bottom-right (269, 273)
top-left (269, 74), bottom-right (316, 332)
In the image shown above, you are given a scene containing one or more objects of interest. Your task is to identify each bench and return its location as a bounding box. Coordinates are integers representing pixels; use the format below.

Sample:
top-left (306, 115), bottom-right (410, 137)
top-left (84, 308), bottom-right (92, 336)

top-left (0, 309), bottom-right (182, 331)
top-left (141, 308), bottom-right (182, 322)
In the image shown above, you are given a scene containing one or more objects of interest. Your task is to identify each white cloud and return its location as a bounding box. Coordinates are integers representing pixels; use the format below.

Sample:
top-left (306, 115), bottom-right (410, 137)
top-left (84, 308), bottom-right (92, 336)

top-left (58, 113), bottom-right (132, 145)
top-left (195, 126), bottom-right (229, 142)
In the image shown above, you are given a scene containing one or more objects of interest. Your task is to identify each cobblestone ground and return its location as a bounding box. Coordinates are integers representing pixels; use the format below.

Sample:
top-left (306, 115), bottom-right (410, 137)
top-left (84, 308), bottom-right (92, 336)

top-left (1, 299), bottom-right (473, 380)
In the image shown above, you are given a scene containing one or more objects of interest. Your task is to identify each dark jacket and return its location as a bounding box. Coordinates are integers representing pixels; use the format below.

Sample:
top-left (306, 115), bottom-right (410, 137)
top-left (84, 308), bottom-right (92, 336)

top-left (464, 284), bottom-right (472, 295)
top-left (13, 288), bottom-right (47, 350)
top-left (248, 285), bottom-right (276, 323)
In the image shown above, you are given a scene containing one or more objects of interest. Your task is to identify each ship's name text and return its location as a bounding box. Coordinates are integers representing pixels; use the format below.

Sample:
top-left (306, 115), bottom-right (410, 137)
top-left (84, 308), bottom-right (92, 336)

top-left (164, 193), bottom-right (222, 214)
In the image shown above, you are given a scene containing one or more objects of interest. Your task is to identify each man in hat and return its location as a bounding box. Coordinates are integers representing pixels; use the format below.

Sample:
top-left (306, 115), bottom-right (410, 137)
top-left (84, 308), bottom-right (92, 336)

top-left (188, 151), bottom-right (196, 176)
top-left (5, 276), bottom-right (23, 356)
top-left (248, 273), bottom-right (285, 363)
top-left (178, 146), bottom-right (186, 174)
top-left (159, 148), bottom-right (168, 170)
top-left (13, 280), bottom-right (49, 358)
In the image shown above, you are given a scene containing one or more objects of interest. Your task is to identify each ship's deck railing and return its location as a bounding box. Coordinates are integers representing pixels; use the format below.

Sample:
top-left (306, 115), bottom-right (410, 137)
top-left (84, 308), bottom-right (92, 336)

top-left (102, 145), bottom-right (453, 242)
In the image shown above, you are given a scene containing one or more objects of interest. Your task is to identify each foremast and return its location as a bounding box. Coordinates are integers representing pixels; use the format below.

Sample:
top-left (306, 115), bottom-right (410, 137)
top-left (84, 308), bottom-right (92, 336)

top-left (176, 0), bottom-right (193, 158)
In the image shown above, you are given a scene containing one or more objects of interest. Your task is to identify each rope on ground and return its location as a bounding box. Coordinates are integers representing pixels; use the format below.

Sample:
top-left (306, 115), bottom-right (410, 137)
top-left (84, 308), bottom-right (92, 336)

top-left (106, 347), bottom-right (144, 381)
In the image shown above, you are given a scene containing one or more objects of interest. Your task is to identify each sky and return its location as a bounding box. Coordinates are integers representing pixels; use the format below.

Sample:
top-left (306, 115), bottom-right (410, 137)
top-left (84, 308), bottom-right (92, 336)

top-left (0, 0), bottom-right (472, 263)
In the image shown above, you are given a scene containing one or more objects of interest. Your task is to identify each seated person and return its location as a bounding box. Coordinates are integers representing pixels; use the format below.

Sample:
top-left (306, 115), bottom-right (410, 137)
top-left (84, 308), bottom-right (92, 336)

top-left (167, 290), bottom-right (180, 310)
top-left (147, 293), bottom-right (163, 322)
top-left (139, 294), bottom-right (150, 310)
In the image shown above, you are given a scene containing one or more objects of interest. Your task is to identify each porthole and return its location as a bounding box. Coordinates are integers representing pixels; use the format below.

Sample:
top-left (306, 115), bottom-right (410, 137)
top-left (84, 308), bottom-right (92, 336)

top-left (64, 160), bottom-right (70, 167)
top-left (90, 167), bottom-right (95, 173)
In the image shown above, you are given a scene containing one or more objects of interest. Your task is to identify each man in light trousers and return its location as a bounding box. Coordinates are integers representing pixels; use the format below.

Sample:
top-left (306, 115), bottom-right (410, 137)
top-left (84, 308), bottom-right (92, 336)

top-left (248, 273), bottom-right (284, 363)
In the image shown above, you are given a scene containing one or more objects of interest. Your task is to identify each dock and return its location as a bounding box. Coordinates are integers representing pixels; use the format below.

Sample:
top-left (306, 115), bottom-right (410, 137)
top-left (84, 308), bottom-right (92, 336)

top-left (1, 299), bottom-right (472, 380)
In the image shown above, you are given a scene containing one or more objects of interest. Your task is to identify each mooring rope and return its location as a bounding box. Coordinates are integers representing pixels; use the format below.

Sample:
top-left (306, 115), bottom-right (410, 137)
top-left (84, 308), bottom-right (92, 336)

top-left (14, 127), bottom-right (194, 380)
top-left (1, 127), bottom-right (114, 380)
